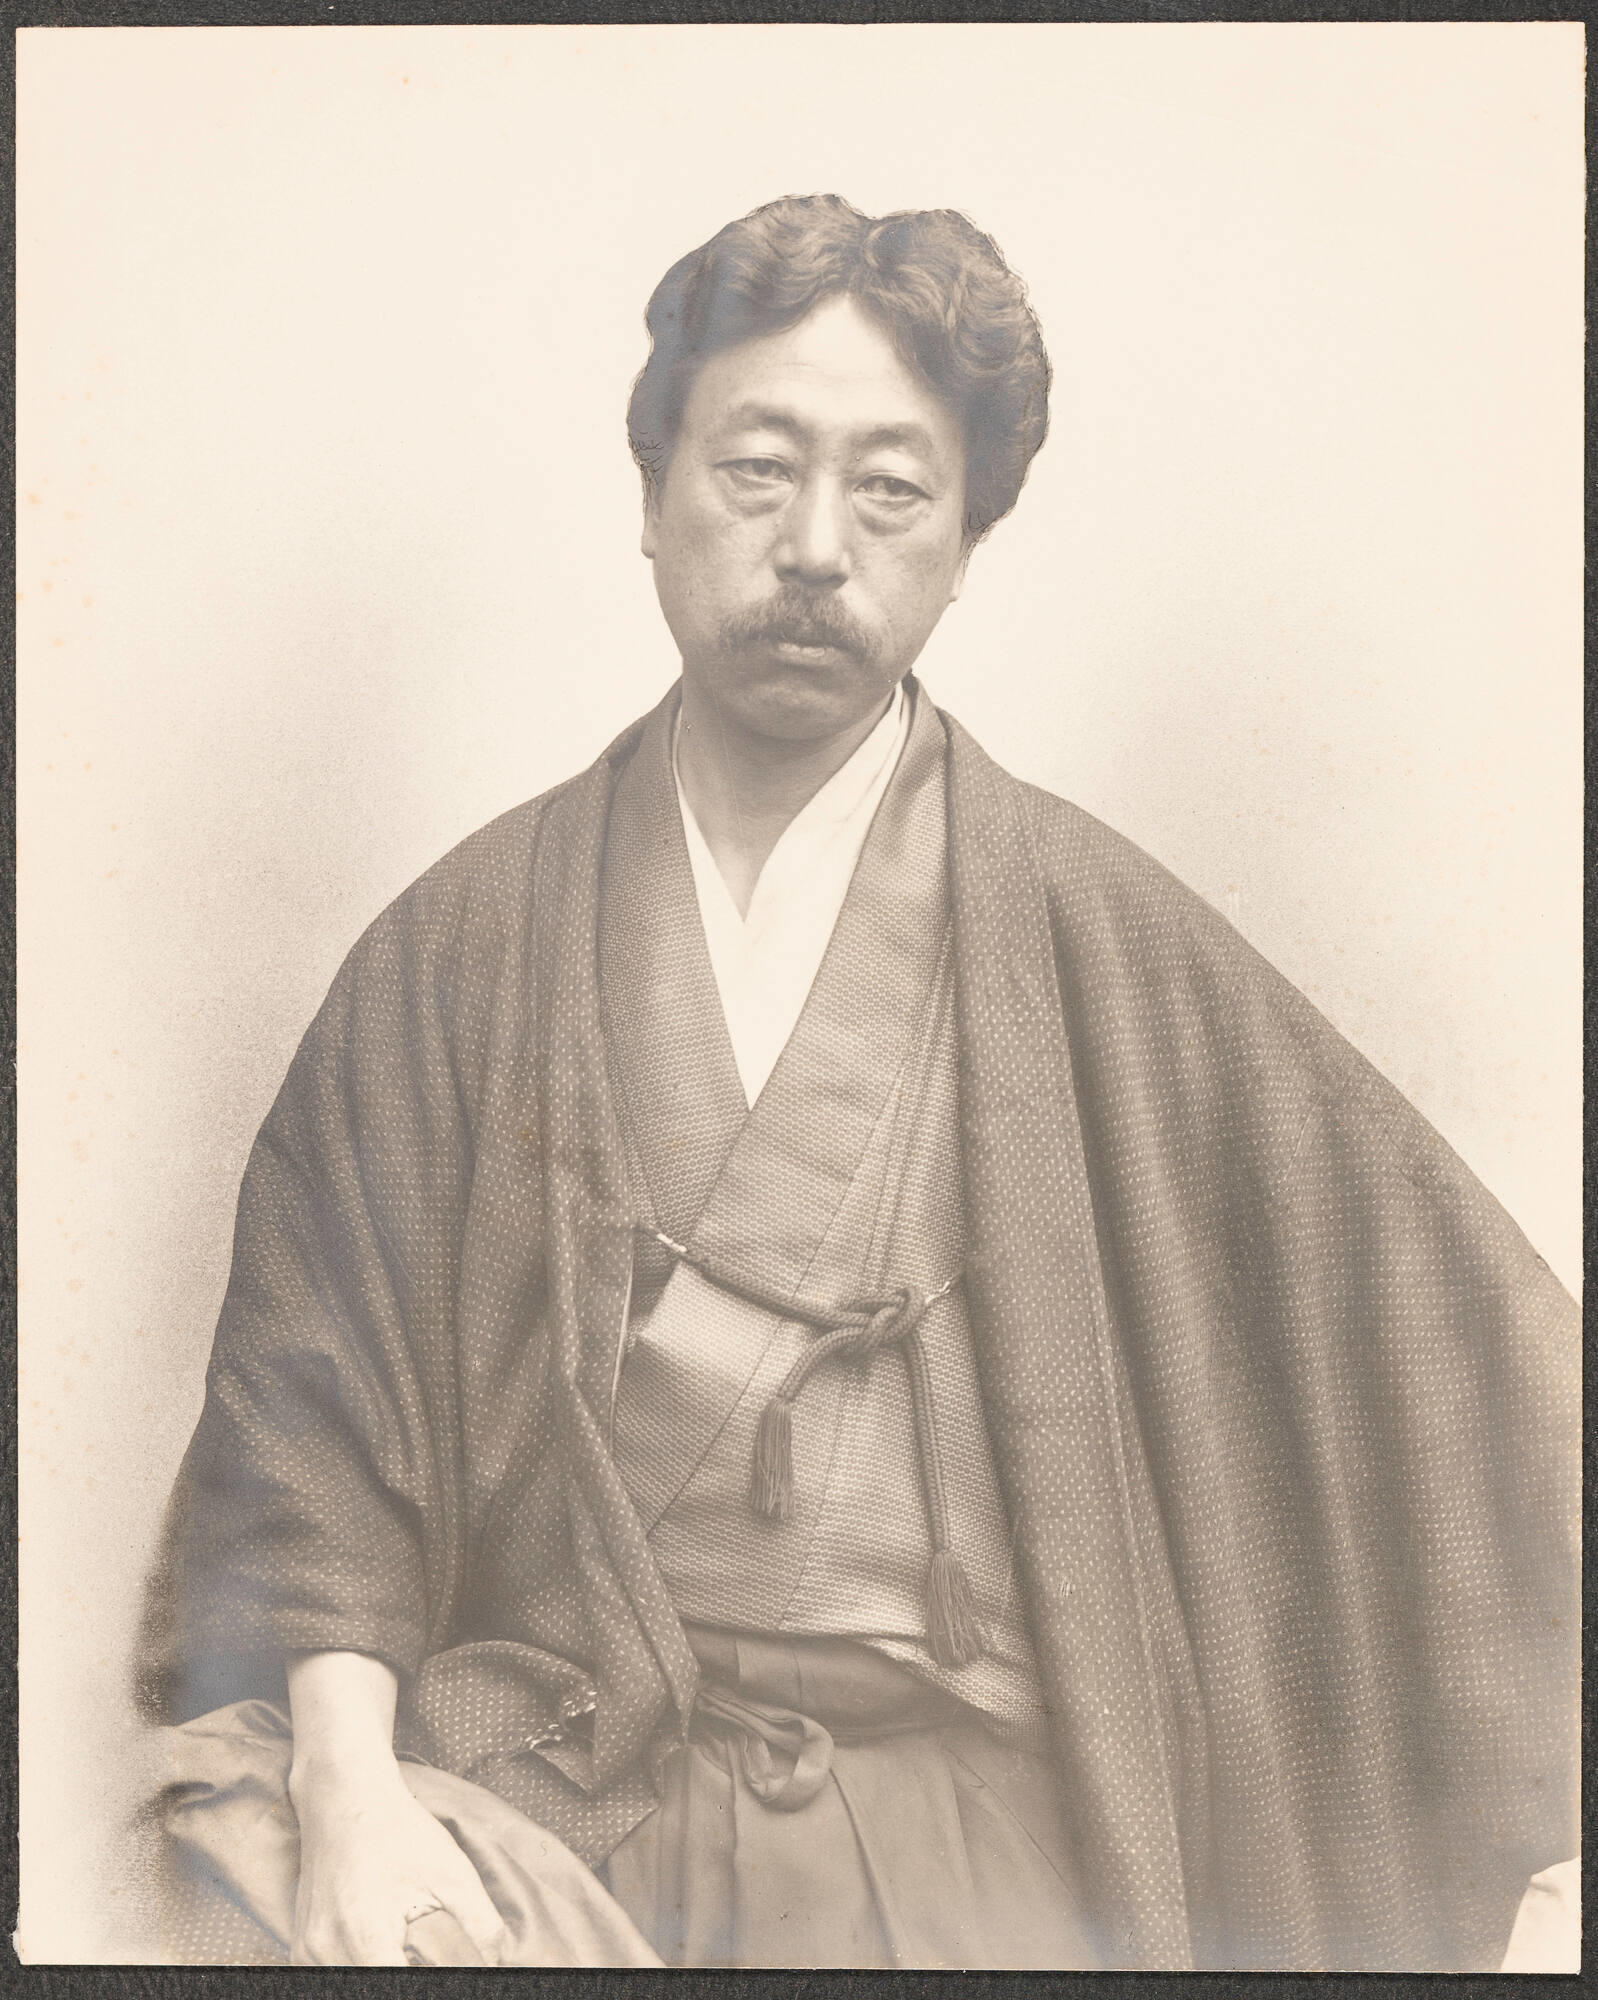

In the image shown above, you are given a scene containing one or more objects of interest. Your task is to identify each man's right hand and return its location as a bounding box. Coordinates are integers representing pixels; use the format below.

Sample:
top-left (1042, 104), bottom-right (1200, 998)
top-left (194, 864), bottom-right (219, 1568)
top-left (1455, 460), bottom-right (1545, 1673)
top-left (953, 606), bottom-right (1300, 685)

top-left (284, 1647), bottom-right (506, 1966)
top-left (287, 1759), bottom-right (506, 1966)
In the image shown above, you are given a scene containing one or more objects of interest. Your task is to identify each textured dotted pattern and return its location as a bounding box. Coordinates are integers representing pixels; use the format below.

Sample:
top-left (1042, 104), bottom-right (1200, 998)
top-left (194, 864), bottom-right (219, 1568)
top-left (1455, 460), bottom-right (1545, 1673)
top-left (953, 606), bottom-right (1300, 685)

top-left (136, 683), bottom-right (1578, 1971)
top-left (941, 712), bottom-right (1577, 1970)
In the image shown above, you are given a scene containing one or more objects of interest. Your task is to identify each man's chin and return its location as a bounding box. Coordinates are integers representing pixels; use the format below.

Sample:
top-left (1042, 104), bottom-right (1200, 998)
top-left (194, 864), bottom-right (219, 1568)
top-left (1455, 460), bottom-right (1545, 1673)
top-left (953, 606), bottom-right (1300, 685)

top-left (701, 655), bottom-right (895, 746)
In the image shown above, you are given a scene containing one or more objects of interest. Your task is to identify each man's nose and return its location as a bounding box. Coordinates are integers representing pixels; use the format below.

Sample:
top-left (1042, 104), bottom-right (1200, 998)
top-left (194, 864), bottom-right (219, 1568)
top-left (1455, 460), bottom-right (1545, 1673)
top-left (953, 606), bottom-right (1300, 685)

top-left (773, 479), bottom-right (852, 587)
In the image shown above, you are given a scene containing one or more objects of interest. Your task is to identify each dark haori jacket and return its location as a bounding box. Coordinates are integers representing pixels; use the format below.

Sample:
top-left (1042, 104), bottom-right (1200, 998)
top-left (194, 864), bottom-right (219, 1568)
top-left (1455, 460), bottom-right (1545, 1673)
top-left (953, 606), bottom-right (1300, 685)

top-left (136, 681), bottom-right (1578, 1973)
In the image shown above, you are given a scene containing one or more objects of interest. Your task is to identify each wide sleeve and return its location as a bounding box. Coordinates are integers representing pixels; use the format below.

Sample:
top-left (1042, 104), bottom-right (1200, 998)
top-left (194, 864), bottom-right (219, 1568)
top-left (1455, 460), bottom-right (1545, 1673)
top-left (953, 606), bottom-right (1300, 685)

top-left (1016, 774), bottom-right (1578, 1968)
top-left (136, 825), bottom-right (524, 1724)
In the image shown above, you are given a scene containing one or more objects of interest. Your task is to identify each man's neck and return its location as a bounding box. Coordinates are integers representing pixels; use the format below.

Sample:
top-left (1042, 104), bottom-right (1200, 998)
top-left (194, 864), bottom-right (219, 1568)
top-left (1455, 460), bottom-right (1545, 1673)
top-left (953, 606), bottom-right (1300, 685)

top-left (675, 678), bottom-right (897, 919)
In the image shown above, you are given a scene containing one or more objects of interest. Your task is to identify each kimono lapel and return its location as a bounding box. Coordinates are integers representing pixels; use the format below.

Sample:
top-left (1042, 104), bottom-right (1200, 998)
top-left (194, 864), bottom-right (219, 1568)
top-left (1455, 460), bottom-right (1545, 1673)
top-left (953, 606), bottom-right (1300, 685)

top-left (525, 729), bottom-right (701, 1776)
top-left (606, 687), bottom-right (949, 1529)
top-left (941, 712), bottom-right (1193, 1970)
top-left (690, 685), bottom-right (947, 1303)
top-left (600, 679), bottom-right (947, 1304)
top-left (599, 693), bottom-right (748, 1252)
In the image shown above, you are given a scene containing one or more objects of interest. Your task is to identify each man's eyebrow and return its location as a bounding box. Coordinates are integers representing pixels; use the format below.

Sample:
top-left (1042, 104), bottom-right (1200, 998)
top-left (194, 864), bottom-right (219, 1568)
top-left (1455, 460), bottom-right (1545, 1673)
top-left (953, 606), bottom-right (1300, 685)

top-left (712, 403), bottom-right (808, 440)
top-left (853, 422), bottom-right (943, 458)
top-left (711, 406), bottom-right (949, 462)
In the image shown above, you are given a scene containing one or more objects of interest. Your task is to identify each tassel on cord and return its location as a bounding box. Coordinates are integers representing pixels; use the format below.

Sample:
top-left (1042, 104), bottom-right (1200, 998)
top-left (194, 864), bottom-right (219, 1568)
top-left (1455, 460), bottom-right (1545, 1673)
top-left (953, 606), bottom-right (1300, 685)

top-left (646, 1232), bottom-right (973, 1659)
top-left (748, 1324), bottom-right (866, 1525)
top-left (751, 1397), bottom-right (795, 1521)
top-left (926, 1547), bottom-right (987, 1670)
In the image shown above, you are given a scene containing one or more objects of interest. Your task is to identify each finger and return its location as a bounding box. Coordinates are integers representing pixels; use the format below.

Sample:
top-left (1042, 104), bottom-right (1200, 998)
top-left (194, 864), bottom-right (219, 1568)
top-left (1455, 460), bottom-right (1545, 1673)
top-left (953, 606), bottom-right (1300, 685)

top-left (330, 1915), bottom-right (410, 1967)
top-left (344, 1933), bottom-right (410, 1967)
top-left (347, 1934), bottom-right (410, 1966)
top-left (290, 1922), bottom-right (347, 1966)
top-left (291, 1923), bottom-right (407, 1968)
top-left (405, 1908), bottom-right (489, 1966)
top-left (435, 1860), bottom-right (509, 1959)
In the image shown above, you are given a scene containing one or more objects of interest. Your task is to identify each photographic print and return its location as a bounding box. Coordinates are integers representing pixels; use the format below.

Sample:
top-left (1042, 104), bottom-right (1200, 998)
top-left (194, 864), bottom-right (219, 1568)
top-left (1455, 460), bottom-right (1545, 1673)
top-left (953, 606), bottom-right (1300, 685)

top-left (15, 22), bottom-right (1582, 1970)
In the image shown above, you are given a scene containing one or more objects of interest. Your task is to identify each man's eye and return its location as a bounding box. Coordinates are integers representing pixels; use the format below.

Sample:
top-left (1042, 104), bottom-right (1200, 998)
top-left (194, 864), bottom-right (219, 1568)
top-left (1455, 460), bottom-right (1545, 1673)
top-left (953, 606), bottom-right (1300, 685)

top-left (858, 474), bottom-right (925, 503)
top-left (723, 458), bottom-right (791, 484)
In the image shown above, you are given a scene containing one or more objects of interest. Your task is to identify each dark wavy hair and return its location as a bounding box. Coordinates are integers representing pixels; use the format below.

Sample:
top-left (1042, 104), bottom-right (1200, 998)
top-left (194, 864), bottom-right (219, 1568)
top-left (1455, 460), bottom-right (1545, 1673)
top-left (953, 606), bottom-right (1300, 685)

top-left (627, 194), bottom-right (1051, 544)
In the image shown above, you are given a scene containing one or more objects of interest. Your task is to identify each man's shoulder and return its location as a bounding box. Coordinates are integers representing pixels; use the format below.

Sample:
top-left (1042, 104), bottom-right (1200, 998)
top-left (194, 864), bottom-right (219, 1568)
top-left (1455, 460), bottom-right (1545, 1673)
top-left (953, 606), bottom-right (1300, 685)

top-left (330, 709), bottom-right (662, 998)
top-left (334, 763), bottom-right (600, 991)
top-left (386, 713), bottom-right (650, 924)
top-left (940, 709), bottom-right (1233, 944)
top-left (1017, 777), bottom-right (1200, 911)
top-left (415, 782), bottom-right (563, 896)
top-left (942, 712), bottom-right (1394, 1114)
top-left (371, 792), bottom-right (547, 939)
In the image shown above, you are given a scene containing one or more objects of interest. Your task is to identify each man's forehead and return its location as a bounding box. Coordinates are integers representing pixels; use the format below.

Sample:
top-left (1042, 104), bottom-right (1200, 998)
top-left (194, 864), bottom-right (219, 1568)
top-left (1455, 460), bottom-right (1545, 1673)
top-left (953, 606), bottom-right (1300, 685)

top-left (683, 302), bottom-right (964, 456)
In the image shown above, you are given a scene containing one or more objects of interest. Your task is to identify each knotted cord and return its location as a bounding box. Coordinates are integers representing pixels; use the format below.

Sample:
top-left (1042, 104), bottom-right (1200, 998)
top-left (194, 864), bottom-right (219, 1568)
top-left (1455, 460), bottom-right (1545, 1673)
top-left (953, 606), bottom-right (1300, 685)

top-left (646, 1228), bottom-right (984, 1669)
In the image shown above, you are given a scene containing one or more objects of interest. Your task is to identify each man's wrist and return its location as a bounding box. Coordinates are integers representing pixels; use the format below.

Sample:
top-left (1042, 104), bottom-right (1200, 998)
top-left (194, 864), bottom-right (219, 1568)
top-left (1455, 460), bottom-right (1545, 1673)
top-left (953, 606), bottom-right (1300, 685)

top-left (287, 1737), bottom-right (407, 1810)
top-left (284, 1646), bottom-right (405, 1811)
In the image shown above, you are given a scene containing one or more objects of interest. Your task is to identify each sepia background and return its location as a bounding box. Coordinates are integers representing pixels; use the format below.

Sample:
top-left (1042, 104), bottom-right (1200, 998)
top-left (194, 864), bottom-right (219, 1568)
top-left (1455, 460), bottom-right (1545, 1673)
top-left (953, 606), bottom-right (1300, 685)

top-left (17, 23), bottom-right (1583, 1960)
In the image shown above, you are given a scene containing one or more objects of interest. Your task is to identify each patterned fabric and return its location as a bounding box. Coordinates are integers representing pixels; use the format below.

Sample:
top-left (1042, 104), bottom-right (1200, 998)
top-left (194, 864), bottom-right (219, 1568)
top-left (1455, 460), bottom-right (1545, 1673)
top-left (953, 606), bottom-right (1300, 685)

top-left (605, 690), bottom-right (1046, 1736)
top-left (136, 677), bottom-right (1579, 1969)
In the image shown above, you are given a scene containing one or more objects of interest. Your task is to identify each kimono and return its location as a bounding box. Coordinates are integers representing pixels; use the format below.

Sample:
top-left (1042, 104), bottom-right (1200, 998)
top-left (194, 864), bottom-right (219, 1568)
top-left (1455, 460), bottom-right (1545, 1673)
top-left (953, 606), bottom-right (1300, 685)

top-left (137, 679), bottom-right (1578, 1971)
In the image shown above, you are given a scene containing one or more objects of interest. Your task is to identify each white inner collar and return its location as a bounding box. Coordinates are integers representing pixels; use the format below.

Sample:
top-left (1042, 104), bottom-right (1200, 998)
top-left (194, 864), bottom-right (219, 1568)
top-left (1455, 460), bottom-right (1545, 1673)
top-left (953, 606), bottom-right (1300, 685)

top-left (674, 681), bottom-right (911, 1105)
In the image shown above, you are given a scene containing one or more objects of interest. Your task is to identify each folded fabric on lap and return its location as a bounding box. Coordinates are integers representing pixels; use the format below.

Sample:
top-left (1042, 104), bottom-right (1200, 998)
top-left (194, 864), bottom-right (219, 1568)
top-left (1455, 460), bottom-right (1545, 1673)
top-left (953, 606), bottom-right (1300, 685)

top-left (145, 1699), bottom-right (662, 1967)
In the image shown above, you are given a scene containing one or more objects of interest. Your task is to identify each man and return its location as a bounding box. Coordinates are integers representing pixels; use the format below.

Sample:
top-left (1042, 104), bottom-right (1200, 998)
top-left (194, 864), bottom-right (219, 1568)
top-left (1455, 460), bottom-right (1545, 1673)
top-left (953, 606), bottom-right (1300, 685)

top-left (136, 195), bottom-right (1577, 1972)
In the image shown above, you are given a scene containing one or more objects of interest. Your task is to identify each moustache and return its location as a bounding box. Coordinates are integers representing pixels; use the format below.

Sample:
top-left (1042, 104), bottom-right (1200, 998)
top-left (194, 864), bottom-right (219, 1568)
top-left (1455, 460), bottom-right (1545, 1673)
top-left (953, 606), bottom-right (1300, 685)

top-left (720, 594), bottom-right (872, 662)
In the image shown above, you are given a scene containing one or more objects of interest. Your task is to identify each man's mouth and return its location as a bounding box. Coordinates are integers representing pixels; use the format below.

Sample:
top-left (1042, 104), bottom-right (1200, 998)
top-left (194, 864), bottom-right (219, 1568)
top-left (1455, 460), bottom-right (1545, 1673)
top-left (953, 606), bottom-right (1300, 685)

top-left (747, 622), bottom-right (861, 662)
top-left (767, 635), bottom-right (845, 658)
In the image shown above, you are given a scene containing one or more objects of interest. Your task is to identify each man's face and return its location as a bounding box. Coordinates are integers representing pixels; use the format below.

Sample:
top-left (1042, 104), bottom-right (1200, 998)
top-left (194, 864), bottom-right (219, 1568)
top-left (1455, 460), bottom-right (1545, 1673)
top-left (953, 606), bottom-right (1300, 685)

top-left (643, 295), bottom-right (970, 744)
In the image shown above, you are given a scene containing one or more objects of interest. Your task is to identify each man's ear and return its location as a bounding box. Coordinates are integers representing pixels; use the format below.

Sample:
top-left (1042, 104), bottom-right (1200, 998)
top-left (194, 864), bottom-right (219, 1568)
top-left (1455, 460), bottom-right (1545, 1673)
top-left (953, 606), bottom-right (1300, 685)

top-left (948, 543), bottom-right (974, 605)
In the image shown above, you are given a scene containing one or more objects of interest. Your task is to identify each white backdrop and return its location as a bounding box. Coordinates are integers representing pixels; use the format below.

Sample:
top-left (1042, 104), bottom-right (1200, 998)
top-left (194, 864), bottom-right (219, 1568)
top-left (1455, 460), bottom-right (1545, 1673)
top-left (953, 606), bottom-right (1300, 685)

top-left (17, 23), bottom-right (1583, 1960)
